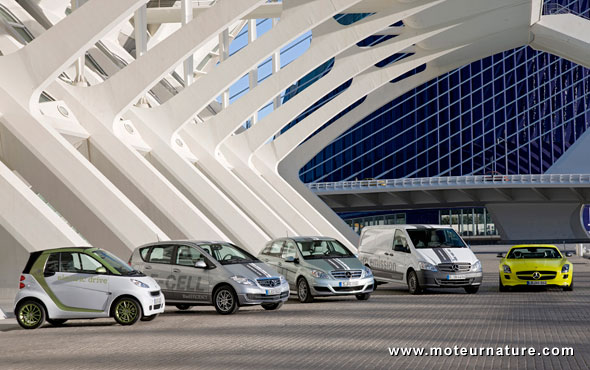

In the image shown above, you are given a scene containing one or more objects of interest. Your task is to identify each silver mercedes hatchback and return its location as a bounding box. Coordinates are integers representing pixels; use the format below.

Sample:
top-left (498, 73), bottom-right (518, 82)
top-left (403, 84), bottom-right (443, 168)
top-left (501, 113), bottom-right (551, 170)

top-left (258, 237), bottom-right (374, 303)
top-left (129, 241), bottom-right (289, 314)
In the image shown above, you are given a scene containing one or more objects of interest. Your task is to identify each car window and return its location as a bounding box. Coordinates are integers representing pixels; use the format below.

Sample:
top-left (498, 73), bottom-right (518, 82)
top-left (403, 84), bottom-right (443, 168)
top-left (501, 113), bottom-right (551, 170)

top-left (202, 243), bottom-right (257, 265)
top-left (296, 239), bottom-right (354, 259)
top-left (79, 253), bottom-right (104, 273)
top-left (281, 241), bottom-right (297, 259)
top-left (507, 247), bottom-right (562, 259)
top-left (140, 248), bottom-right (149, 261)
top-left (260, 244), bottom-right (272, 256)
top-left (44, 253), bottom-right (59, 274)
top-left (176, 246), bottom-right (206, 266)
top-left (393, 230), bottom-right (409, 252)
top-left (148, 245), bottom-right (174, 264)
top-left (60, 252), bottom-right (81, 273)
top-left (407, 228), bottom-right (466, 248)
top-left (269, 242), bottom-right (283, 257)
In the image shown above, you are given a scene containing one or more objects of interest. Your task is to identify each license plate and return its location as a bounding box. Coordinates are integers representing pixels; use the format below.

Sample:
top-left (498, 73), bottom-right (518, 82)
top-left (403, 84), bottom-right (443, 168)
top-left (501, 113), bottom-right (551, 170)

top-left (339, 280), bottom-right (359, 287)
top-left (446, 275), bottom-right (466, 280)
top-left (154, 297), bottom-right (162, 305)
top-left (527, 281), bottom-right (547, 285)
top-left (265, 288), bottom-right (281, 295)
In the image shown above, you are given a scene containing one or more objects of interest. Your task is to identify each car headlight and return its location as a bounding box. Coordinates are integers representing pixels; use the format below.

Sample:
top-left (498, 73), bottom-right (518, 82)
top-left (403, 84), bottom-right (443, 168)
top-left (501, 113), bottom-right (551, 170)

top-left (471, 260), bottom-right (482, 272)
top-left (561, 264), bottom-right (570, 273)
top-left (418, 261), bottom-right (438, 272)
top-left (130, 279), bottom-right (149, 289)
top-left (230, 275), bottom-right (254, 285)
top-left (363, 266), bottom-right (373, 278)
top-left (502, 264), bottom-right (512, 274)
top-left (310, 270), bottom-right (330, 279)
top-left (279, 275), bottom-right (287, 284)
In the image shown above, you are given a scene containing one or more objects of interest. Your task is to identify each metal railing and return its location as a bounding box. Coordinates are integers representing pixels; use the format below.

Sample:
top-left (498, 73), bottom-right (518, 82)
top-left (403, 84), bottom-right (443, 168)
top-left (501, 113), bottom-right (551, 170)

top-left (543, 2), bottom-right (590, 20)
top-left (307, 174), bottom-right (590, 191)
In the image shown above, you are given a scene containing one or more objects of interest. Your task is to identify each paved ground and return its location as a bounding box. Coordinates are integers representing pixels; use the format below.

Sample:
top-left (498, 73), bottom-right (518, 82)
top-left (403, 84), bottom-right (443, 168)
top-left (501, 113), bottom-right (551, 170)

top-left (1, 245), bottom-right (589, 370)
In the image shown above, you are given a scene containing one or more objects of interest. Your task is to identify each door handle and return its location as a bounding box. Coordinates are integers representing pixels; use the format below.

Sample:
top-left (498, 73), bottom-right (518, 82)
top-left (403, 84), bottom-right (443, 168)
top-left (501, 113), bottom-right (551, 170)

top-left (144, 265), bottom-right (152, 270)
top-left (385, 253), bottom-right (391, 256)
top-left (173, 268), bottom-right (181, 273)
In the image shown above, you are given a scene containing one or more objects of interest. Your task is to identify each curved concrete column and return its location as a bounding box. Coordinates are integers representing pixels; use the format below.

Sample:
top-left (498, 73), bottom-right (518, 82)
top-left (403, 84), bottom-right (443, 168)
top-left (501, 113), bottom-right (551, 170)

top-left (52, 0), bottom-right (262, 241)
top-left (530, 14), bottom-right (590, 69)
top-left (254, 23), bottom-right (532, 247)
top-left (0, 0), bottom-right (169, 253)
top-left (0, 0), bottom-right (146, 108)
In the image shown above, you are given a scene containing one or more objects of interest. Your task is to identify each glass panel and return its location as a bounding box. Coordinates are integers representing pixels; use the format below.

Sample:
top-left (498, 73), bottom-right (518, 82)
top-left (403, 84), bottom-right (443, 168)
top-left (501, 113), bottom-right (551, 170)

top-left (175, 246), bottom-right (206, 266)
top-left (44, 253), bottom-right (60, 274)
top-left (0, 7), bottom-right (19, 23)
top-left (79, 254), bottom-right (103, 273)
top-left (148, 246), bottom-right (174, 264)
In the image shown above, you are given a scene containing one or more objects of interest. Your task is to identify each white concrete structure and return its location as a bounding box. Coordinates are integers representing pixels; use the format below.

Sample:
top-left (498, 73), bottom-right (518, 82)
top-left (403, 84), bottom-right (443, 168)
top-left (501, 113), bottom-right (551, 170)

top-left (0, 0), bottom-right (588, 302)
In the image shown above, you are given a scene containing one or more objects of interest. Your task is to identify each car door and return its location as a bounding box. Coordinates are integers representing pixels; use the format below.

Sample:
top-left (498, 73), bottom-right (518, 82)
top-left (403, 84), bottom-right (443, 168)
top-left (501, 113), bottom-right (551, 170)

top-left (392, 229), bottom-right (411, 281)
top-left (170, 245), bottom-right (210, 303)
top-left (144, 245), bottom-right (174, 295)
top-left (372, 231), bottom-right (397, 281)
top-left (43, 252), bottom-right (110, 311)
top-left (280, 240), bottom-right (299, 282)
top-left (260, 240), bottom-right (284, 270)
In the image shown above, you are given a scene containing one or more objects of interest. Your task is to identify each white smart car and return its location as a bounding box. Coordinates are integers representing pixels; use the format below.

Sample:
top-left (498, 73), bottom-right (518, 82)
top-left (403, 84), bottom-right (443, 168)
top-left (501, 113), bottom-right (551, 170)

top-left (14, 247), bottom-right (165, 329)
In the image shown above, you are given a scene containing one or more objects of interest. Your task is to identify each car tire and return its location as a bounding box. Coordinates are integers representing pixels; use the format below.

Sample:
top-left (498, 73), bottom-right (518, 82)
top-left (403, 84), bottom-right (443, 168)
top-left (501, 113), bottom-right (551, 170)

top-left (46, 318), bottom-right (68, 326)
top-left (16, 299), bottom-right (46, 330)
top-left (140, 314), bottom-right (158, 321)
top-left (175, 304), bottom-right (192, 311)
top-left (355, 293), bottom-right (371, 301)
top-left (499, 276), bottom-right (509, 292)
top-left (261, 302), bottom-right (283, 311)
top-left (214, 285), bottom-right (239, 315)
top-left (407, 270), bottom-right (422, 295)
top-left (113, 297), bottom-right (142, 326)
top-left (297, 277), bottom-right (314, 303)
top-left (564, 279), bottom-right (574, 291)
top-left (464, 285), bottom-right (479, 294)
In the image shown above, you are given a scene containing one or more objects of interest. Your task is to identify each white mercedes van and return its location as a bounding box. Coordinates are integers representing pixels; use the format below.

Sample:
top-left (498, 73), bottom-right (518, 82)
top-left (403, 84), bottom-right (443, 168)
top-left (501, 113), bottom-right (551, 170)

top-left (358, 225), bottom-right (482, 294)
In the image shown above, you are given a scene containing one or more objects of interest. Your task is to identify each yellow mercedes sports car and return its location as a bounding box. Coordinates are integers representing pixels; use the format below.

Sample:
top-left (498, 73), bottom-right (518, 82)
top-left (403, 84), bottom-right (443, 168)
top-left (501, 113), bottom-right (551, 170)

top-left (498, 245), bottom-right (573, 291)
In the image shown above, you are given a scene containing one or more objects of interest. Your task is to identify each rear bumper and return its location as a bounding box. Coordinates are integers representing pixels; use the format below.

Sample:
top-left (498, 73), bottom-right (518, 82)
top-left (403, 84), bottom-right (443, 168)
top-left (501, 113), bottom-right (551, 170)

top-left (418, 270), bottom-right (483, 288)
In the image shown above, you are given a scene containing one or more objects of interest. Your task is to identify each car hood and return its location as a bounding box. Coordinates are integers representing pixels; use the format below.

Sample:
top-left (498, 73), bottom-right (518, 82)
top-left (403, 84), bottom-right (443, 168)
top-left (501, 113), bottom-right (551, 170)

top-left (223, 262), bottom-right (280, 278)
top-left (417, 248), bottom-right (477, 265)
top-left (504, 258), bottom-right (567, 270)
top-left (303, 257), bottom-right (364, 271)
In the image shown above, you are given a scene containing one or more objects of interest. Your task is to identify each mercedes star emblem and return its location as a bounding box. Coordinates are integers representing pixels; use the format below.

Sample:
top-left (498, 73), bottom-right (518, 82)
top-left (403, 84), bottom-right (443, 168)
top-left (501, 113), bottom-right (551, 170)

top-left (532, 272), bottom-right (541, 280)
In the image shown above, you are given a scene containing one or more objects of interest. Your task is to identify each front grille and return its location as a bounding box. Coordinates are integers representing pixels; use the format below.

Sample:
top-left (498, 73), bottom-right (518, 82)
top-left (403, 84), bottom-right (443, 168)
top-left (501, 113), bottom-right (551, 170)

top-left (331, 270), bottom-right (362, 279)
top-left (150, 290), bottom-right (161, 297)
top-left (437, 263), bottom-right (471, 272)
top-left (313, 286), bottom-right (331, 292)
top-left (153, 304), bottom-right (162, 310)
top-left (332, 285), bottom-right (364, 292)
top-left (516, 271), bottom-right (557, 281)
top-left (257, 278), bottom-right (281, 287)
top-left (435, 278), bottom-right (471, 286)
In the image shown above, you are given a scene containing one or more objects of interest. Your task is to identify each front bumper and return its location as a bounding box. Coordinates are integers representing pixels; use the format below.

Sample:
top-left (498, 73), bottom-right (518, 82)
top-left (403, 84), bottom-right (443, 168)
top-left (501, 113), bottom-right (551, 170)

top-left (236, 282), bottom-right (290, 305)
top-left (311, 276), bottom-right (374, 296)
top-left (418, 270), bottom-right (483, 288)
top-left (138, 290), bottom-right (166, 316)
top-left (500, 271), bottom-right (572, 287)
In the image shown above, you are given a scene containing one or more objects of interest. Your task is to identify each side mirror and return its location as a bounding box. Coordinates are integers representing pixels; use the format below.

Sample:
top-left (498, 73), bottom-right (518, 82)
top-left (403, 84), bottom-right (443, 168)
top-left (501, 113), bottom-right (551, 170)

top-left (284, 256), bottom-right (299, 263)
top-left (96, 267), bottom-right (107, 274)
top-left (565, 252), bottom-right (573, 257)
top-left (496, 253), bottom-right (504, 258)
top-left (194, 261), bottom-right (207, 269)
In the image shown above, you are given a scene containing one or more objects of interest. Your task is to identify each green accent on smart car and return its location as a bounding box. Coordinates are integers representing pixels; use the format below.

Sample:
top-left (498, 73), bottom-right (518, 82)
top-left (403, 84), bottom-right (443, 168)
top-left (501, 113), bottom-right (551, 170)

top-left (18, 302), bottom-right (43, 328)
top-left (29, 252), bottom-right (104, 313)
top-left (114, 299), bottom-right (139, 324)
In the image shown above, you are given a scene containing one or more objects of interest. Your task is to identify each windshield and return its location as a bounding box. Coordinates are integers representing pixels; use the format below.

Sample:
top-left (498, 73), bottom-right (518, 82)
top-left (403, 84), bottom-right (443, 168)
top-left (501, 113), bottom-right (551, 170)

top-left (507, 247), bottom-right (562, 259)
top-left (200, 243), bottom-right (258, 265)
top-left (296, 239), bottom-right (354, 259)
top-left (407, 228), bottom-right (467, 249)
top-left (92, 249), bottom-right (139, 275)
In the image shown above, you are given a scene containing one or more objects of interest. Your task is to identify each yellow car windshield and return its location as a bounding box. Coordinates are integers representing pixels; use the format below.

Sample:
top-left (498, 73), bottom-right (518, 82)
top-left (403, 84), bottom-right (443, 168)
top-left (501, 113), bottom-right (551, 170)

top-left (507, 247), bottom-right (561, 259)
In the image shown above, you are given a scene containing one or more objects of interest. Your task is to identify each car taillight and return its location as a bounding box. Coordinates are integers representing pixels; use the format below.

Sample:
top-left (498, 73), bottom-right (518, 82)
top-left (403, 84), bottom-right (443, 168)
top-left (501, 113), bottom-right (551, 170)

top-left (20, 275), bottom-right (25, 281)
top-left (19, 283), bottom-right (25, 289)
top-left (19, 275), bottom-right (25, 289)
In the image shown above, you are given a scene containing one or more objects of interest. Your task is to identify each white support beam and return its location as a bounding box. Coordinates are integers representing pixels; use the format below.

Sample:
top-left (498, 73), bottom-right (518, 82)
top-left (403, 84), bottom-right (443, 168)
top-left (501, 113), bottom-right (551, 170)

top-left (181, 0), bottom-right (194, 86)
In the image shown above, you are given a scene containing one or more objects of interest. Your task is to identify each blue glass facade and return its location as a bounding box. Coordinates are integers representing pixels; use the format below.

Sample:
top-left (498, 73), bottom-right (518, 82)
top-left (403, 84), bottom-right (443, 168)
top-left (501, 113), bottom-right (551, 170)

top-left (296, 0), bottom-right (590, 183)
